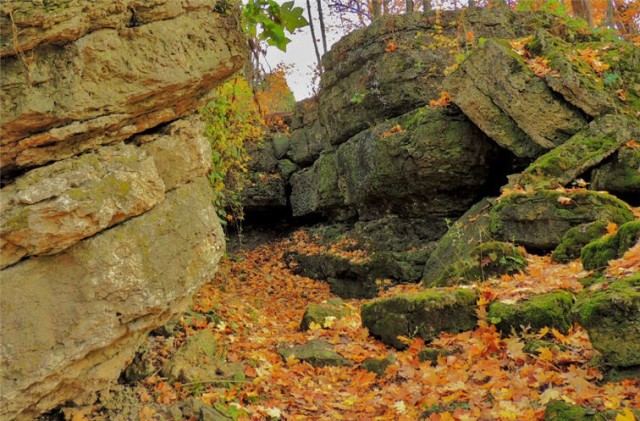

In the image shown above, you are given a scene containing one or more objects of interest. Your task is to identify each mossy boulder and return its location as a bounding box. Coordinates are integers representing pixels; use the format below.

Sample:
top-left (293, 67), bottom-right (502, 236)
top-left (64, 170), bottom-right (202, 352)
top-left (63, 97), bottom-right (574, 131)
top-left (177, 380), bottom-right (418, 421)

top-left (276, 339), bottom-right (354, 368)
top-left (444, 38), bottom-right (585, 159)
top-left (489, 190), bottom-right (633, 253)
top-left (361, 288), bottom-right (478, 349)
top-left (552, 221), bottom-right (608, 263)
top-left (523, 340), bottom-right (567, 356)
top-left (300, 298), bottom-right (352, 331)
top-left (290, 106), bottom-right (502, 221)
top-left (581, 221), bottom-right (640, 271)
top-left (488, 291), bottom-right (574, 334)
top-left (427, 241), bottom-right (526, 287)
top-left (544, 399), bottom-right (640, 420)
top-left (513, 114), bottom-right (639, 191)
top-left (572, 275), bottom-right (640, 367)
top-left (161, 330), bottom-right (244, 384)
top-left (423, 191), bottom-right (631, 286)
top-left (361, 354), bottom-right (396, 376)
top-left (591, 144), bottom-right (640, 206)
top-left (287, 246), bottom-right (433, 299)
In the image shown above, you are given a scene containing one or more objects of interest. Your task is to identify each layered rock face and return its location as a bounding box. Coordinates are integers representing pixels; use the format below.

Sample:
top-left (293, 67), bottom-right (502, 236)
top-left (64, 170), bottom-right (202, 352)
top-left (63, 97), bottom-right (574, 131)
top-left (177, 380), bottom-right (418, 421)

top-left (0, 1), bottom-right (246, 418)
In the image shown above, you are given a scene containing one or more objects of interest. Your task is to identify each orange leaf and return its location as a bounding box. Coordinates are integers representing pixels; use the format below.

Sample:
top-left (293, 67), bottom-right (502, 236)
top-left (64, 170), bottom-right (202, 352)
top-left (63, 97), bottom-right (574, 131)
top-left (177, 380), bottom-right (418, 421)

top-left (606, 222), bottom-right (619, 236)
top-left (385, 41), bottom-right (397, 52)
top-left (625, 140), bottom-right (639, 148)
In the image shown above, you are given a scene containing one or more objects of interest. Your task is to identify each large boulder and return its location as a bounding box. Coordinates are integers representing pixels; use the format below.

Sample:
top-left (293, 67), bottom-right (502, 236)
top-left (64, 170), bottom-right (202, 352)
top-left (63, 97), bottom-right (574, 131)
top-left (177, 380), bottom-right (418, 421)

top-left (444, 39), bottom-right (586, 159)
top-left (512, 114), bottom-right (640, 191)
top-left (591, 144), bottom-right (640, 206)
top-left (423, 191), bottom-right (633, 286)
top-left (0, 177), bottom-right (225, 419)
top-left (318, 8), bottom-right (566, 147)
top-left (361, 288), bottom-right (478, 349)
top-left (572, 275), bottom-right (640, 367)
top-left (290, 106), bottom-right (503, 221)
top-left (488, 291), bottom-right (574, 334)
top-left (0, 2), bottom-right (244, 418)
top-left (0, 1), bottom-right (245, 176)
top-left (581, 221), bottom-right (640, 271)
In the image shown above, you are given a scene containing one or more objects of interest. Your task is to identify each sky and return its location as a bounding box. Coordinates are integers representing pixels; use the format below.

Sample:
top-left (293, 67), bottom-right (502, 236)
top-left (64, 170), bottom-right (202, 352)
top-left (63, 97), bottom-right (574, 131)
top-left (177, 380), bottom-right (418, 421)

top-left (263, 1), bottom-right (349, 100)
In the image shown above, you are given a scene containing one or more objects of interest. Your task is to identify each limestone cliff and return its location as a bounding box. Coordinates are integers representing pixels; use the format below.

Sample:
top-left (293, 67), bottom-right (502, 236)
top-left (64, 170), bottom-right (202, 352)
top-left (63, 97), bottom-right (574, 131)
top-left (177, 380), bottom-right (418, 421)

top-left (0, 1), bottom-right (246, 418)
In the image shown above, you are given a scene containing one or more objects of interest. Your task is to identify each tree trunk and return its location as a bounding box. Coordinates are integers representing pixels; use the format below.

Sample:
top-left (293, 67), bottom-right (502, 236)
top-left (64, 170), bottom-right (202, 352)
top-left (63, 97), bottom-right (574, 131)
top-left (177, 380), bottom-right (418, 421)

top-left (406, 0), bottom-right (414, 13)
top-left (571, 0), bottom-right (595, 27)
top-left (316, 0), bottom-right (328, 54)
top-left (306, 0), bottom-right (323, 71)
top-left (422, 0), bottom-right (432, 13)
top-left (371, 0), bottom-right (381, 18)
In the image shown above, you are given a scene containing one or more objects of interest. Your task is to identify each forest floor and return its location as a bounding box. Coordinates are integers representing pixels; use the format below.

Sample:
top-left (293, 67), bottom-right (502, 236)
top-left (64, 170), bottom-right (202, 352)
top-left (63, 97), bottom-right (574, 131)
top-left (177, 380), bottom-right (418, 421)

top-left (78, 229), bottom-right (640, 421)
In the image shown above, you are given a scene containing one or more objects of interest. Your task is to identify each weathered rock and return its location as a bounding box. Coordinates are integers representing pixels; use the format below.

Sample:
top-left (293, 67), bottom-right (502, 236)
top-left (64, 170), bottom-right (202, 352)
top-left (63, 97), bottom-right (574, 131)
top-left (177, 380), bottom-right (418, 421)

top-left (289, 151), bottom-right (349, 219)
top-left (426, 241), bottom-right (527, 287)
top-left (276, 159), bottom-right (298, 180)
top-left (552, 221), bottom-right (608, 263)
top-left (0, 143), bottom-right (165, 269)
top-left (136, 116), bottom-right (212, 191)
top-left (287, 120), bottom-right (332, 167)
top-left (161, 330), bottom-right (244, 385)
top-left (512, 114), bottom-right (640, 190)
top-left (272, 133), bottom-right (291, 160)
top-left (488, 291), bottom-right (574, 334)
top-left (530, 30), bottom-right (617, 117)
top-left (423, 191), bottom-right (633, 285)
top-left (591, 144), bottom-right (640, 206)
top-left (290, 107), bottom-right (503, 221)
top-left (247, 141), bottom-right (279, 173)
top-left (581, 221), bottom-right (640, 271)
top-left (0, 6), bottom-right (246, 174)
top-left (444, 39), bottom-right (586, 158)
top-left (0, 178), bottom-right (225, 419)
top-left (361, 354), bottom-right (396, 376)
top-left (318, 8), bottom-right (562, 146)
top-left (489, 190), bottom-right (633, 253)
top-left (361, 288), bottom-right (478, 349)
top-left (276, 339), bottom-right (353, 367)
top-left (0, 0), bottom-right (214, 58)
top-left (287, 247), bottom-right (432, 299)
top-left (300, 298), bottom-right (352, 331)
top-left (242, 173), bottom-right (288, 212)
top-left (573, 275), bottom-right (640, 367)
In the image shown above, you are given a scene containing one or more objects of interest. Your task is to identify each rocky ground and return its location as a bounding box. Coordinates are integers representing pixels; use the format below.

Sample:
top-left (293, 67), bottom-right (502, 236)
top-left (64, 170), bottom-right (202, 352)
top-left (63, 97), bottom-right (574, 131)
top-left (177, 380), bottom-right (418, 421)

top-left (53, 220), bottom-right (640, 420)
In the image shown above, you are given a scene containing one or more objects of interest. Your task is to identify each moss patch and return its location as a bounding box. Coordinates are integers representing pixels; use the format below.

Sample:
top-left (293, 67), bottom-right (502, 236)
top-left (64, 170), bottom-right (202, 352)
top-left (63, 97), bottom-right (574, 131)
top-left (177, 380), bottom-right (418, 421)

top-left (581, 221), bottom-right (640, 271)
top-left (572, 274), bottom-right (640, 367)
top-left (552, 221), bottom-right (608, 263)
top-left (488, 291), bottom-right (574, 334)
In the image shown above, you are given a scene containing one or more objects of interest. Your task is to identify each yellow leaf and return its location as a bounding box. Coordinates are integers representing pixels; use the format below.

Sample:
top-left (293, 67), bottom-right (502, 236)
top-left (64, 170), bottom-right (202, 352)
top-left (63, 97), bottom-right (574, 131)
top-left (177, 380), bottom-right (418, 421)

top-left (537, 347), bottom-right (554, 361)
top-left (557, 196), bottom-right (573, 205)
top-left (616, 408), bottom-right (636, 421)
top-left (606, 222), bottom-right (619, 236)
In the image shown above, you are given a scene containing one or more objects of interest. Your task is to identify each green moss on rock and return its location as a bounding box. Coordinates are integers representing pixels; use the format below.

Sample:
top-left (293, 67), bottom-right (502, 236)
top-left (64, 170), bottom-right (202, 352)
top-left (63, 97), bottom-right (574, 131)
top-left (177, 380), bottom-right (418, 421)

top-left (361, 288), bottom-right (478, 349)
top-left (431, 241), bottom-right (527, 286)
top-left (277, 339), bottom-right (354, 368)
top-left (552, 221), bottom-right (608, 263)
top-left (488, 291), bottom-right (574, 334)
top-left (300, 298), bottom-right (351, 331)
top-left (572, 275), bottom-right (640, 367)
top-left (581, 221), bottom-right (640, 271)
top-left (544, 399), bottom-right (640, 420)
top-left (489, 190), bottom-right (633, 253)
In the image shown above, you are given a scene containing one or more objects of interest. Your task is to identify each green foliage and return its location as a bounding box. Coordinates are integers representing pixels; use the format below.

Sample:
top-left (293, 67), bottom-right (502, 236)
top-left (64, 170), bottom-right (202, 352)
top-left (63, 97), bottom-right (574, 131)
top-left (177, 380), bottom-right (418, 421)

top-left (201, 77), bottom-right (265, 224)
top-left (243, 0), bottom-right (308, 51)
top-left (350, 92), bottom-right (366, 104)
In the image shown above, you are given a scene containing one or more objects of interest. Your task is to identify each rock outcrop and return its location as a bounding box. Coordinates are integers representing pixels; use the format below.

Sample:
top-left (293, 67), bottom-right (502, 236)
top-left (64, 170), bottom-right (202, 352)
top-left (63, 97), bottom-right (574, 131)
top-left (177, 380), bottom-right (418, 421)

top-left (0, 1), bottom-right (246, 418)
